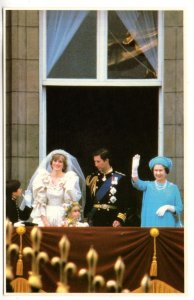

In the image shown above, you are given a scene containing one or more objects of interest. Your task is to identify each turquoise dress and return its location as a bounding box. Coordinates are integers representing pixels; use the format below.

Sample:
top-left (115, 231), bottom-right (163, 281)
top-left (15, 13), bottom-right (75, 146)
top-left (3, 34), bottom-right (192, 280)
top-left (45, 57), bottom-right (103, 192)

top-left (132, 179), bottom-right (183, 227)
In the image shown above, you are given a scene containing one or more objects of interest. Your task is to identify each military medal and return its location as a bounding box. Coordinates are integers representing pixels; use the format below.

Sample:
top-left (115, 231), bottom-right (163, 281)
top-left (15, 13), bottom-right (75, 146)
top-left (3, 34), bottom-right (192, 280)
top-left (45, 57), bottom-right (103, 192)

top-left (110, 196), bottom-right (117, 203)
top-left (110, 187), bottom-right (116, 194)
top-left (102, 175), bottom-right (106, 181)
top-left (111, 176), bottom-right (118, 185)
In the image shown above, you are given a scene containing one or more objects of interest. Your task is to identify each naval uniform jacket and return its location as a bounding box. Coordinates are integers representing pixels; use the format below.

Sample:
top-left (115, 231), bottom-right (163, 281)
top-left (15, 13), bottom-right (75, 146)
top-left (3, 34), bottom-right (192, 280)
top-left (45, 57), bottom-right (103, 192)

top-left (84, 169), bottom-right (130, 226)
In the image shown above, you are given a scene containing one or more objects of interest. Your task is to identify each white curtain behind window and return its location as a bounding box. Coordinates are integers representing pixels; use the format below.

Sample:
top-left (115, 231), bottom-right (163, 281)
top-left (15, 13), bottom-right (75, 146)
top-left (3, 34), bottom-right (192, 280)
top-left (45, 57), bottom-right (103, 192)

top-left (47, 10), bottom-right (89, 76)
top-left (116, 11), bottom-right (158, 73)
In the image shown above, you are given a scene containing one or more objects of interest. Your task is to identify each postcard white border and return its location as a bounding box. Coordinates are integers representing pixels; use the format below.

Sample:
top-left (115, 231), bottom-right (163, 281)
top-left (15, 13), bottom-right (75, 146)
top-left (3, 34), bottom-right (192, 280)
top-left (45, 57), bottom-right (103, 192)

top-left (1, 1), bottom-right (194, 299)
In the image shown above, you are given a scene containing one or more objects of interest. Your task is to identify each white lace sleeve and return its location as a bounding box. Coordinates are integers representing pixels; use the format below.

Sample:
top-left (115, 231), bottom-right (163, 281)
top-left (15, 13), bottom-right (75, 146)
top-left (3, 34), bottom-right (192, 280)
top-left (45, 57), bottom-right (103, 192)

top-left (30, 170), bottom-right (49, 219)
top-left (63, 171), bottom-right (82, 204)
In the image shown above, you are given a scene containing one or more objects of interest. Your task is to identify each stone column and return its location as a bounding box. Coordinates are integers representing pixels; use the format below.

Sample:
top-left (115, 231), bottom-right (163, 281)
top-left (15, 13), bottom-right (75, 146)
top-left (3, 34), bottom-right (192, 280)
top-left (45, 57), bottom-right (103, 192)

top-left (163, 11), bottom-right (184, 197)
top-left (6, 10), bottom-right (39, 188)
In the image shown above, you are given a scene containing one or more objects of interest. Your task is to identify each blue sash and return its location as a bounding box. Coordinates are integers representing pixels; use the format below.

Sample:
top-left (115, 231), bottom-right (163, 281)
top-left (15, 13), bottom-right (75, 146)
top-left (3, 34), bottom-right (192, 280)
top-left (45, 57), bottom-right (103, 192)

top-left (95, 173), bottom-right (122, 202)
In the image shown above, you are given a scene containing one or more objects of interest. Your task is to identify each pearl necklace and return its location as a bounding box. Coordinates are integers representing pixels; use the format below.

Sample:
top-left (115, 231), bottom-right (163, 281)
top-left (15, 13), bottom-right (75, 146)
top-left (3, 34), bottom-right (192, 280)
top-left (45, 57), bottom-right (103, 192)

top-left (154, 180), bottom-right (167, 190)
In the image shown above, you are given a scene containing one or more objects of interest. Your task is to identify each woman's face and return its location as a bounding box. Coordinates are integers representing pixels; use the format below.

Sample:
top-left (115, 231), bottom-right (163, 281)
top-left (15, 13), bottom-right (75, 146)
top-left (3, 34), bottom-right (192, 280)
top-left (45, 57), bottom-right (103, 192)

top-left (69, 206), bottom-right (81, 220)
top-left (51, 155), bottom-right (65, 172)
top-left (153, 164), bottom-right (167, 183)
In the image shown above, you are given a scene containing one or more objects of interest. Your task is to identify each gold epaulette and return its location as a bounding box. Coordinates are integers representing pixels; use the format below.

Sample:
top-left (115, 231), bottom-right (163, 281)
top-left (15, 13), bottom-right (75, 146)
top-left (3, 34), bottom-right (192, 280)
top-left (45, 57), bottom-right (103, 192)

top-left (86, 174), bottom-right (98, 196)
top-left (86, 175), bottom-right (92, 186)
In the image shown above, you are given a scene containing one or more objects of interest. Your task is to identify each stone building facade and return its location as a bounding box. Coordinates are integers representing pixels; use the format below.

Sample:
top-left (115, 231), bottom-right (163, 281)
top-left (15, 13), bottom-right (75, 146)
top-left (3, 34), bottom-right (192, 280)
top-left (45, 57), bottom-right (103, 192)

top-left (163, 11), bottom-right (183, 194)
top-left (6, 11), bottom-right (39, 185)
top-left (5, 10), bottom-right (184, 200)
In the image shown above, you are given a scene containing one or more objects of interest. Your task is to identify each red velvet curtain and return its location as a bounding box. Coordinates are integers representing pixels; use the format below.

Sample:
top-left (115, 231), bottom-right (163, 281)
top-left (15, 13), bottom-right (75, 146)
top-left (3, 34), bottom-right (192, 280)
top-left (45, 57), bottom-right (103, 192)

top-left (11, 227), bottom-right (184, 293)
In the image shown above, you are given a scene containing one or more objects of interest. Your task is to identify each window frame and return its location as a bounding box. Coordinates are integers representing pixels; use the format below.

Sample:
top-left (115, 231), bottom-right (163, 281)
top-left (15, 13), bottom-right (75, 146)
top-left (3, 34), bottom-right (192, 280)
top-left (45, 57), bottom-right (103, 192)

top-left (39, 10), bottom-right (164, 160)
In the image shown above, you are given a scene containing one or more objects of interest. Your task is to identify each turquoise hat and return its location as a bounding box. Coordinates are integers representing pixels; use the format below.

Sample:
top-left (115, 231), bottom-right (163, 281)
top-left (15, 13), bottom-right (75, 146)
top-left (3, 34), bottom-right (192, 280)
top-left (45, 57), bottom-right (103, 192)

top-left (149, 156), bottom-right (173, 170)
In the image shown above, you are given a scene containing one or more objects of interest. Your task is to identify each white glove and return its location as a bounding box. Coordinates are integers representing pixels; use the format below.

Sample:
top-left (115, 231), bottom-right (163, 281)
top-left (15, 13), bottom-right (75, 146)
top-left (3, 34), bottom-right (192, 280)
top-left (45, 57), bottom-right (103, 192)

top-left (132, 154), bottom-right (140, 177)
top-left (156, 205), bottom-right (175, 216)
top-left (14, 221), bottom-right (25, 227)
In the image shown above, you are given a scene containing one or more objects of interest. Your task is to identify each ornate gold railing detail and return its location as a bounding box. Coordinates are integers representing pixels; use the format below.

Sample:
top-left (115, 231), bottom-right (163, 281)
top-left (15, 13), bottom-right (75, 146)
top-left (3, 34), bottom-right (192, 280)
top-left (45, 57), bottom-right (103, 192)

top-left (23, 226), bottom-right (49, 291)
top-left (79, 246), bottom-right (105, 292)
top-left (6, 220), bottom-right (19, 284)
top-left (106, 256), bottom-right (130, 293)
top-left (6, 225), bottom-right (182, 293)
top-left (51, 235), bottom-right (77, 292)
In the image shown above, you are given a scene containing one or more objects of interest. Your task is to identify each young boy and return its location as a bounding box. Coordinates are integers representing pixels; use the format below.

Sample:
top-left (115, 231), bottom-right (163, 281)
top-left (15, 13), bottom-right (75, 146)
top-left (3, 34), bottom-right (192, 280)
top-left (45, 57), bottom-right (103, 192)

top-left (6, 179), bottom-right (32, 224)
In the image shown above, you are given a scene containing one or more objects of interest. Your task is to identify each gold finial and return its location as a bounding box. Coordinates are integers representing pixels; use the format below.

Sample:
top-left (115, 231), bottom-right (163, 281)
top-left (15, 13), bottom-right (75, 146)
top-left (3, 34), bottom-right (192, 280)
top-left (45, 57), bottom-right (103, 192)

top-left (79, 246), bottom-right (104, 292)
top-left (106, 256), bottom-right (126, 293)
top-left (86, 246), bottom-right (98, 292)
top-left (114, 256), bottom-right (125, 292)
top-left (23, 227), bottom-right (48, 291)
top-left (59, 235), bottom-right (70, 262)
top-left (16, 226), bottom-right (26, 236)
top-left (51, 235), bottom-right (77, 293)
top-left (150, 227), bottom-right (159, 238)
top-left (86, 245), bottom-right (98, 277)
top-left (141, 274), bottom-right (151, 292)
top-left (106, 280), bottom-right (117, 292)
top-left (6, 220), bottom-right (19, 282)
top-left (92, 275), bottom-right (105, 292)
top-left (6, 219), bottom-right (13, 246)
top-left (31, 226), bottom-right (42, 252)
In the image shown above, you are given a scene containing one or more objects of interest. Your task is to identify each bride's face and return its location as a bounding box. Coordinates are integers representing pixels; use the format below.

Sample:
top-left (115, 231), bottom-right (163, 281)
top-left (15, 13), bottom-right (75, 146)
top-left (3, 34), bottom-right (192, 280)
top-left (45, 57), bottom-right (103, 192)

top-left (51, 155), bottom-right (65, 172)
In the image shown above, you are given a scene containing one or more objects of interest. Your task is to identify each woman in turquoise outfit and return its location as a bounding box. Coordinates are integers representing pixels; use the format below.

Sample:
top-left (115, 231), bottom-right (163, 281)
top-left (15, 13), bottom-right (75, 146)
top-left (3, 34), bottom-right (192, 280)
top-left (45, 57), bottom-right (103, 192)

top-left (131, 154), bottom-right (183, 227)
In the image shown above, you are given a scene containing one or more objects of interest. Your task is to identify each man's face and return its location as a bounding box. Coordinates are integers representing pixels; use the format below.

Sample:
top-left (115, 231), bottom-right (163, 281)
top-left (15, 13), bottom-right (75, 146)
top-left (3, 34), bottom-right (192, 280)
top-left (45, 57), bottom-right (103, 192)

top-left (93, 155), bottom-right (109, 173)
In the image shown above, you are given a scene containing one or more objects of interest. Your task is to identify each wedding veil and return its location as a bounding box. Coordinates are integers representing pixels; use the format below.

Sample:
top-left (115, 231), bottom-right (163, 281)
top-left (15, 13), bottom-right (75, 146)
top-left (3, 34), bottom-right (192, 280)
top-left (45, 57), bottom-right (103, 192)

top-left (24, 149), bottom-right (86, 209)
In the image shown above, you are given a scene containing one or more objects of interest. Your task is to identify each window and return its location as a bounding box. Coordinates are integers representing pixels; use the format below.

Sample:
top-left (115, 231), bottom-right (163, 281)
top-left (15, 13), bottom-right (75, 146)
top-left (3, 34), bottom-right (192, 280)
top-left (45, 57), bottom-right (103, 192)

top-left (46, 10), bottom-right (159, 80)
top-left (108, 11), bottom-right (158, 79)
top-left (40, 10), bottom-right (163, 161)
top-left (47, 11), bottom-right (97, 78)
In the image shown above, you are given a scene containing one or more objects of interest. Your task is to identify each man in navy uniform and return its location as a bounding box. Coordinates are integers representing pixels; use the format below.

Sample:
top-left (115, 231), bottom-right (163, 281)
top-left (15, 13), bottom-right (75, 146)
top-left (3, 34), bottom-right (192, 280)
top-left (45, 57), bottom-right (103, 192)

top-left (84, 148), bottom-right (131, 227)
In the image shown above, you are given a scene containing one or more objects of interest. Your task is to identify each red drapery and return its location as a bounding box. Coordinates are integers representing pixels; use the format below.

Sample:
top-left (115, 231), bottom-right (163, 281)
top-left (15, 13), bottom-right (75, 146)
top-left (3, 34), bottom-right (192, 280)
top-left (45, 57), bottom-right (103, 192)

top-left (11, 227), bottom-right (184, 293)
